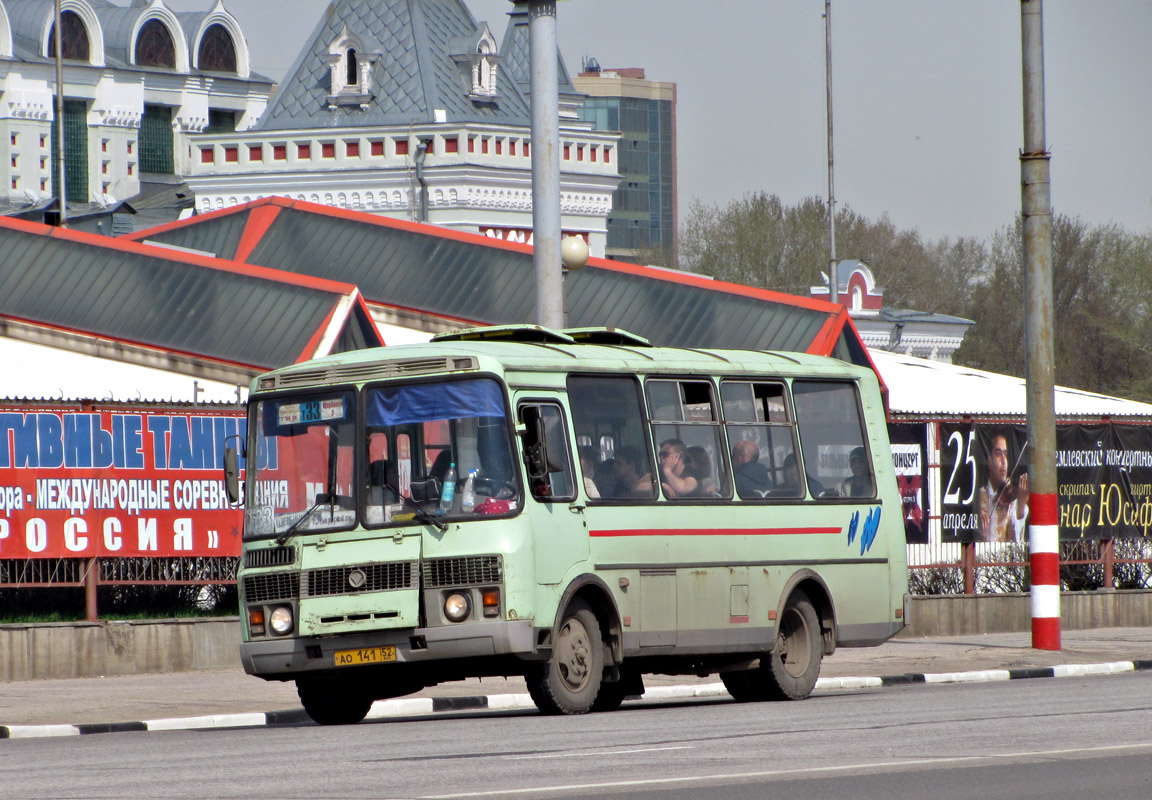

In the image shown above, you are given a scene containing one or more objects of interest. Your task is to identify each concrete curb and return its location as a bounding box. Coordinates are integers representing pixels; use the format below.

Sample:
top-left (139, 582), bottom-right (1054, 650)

top-left (5, 659), bottom-right (1151, 740)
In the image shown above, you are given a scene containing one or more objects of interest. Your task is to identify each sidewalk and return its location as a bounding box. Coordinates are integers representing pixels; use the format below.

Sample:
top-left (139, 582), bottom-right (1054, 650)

top-left (2, 627), bottom-right (1150, 732)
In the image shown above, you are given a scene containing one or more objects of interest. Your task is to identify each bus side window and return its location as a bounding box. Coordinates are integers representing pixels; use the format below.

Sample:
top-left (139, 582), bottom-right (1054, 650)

top-left (721, 380), bottom-right (802, 499)
top-left (647, 378), bottom-right (731, 500)
top-left (566, 376), bottom-right (656, 501)
top-left (518, 402), bottom-right (575, 502)
top-left (792, 380), bottom-right (874, 499)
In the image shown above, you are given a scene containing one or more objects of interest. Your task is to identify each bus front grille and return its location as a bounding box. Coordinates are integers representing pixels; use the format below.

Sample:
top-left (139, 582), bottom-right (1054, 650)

top-left (304, 561), bottom-right (417, 597)
top-left (244, 546), bottom-right (296, 569)
top-left (423, 555), bottom-right (503, 587)
top-left (242, 571), bottom-right (300, 604)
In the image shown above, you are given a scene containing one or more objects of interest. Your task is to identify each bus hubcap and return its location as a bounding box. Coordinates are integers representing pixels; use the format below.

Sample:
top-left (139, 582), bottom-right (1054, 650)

top-left (556, 618), bottom-right (590, 689)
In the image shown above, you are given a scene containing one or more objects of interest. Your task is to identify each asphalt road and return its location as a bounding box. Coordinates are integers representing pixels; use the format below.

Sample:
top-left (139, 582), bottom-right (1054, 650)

top-left (4, 672), bottom-right (1151, 799)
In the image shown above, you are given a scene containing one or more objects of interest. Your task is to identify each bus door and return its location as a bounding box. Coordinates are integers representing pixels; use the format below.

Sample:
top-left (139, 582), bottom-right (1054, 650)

top-left (517, 399), bottom-right (588, 585)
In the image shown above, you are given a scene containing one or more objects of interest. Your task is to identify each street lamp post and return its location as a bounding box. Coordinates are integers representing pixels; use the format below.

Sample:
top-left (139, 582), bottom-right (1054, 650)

top-left (525, 0), bottom-right (564, 329)
top-left (54, 0), bottom-right (68, 226)
top-left (824, 0), bottom-right (836, 304)
top-left (1021, 0), bottom-right (1059, 651)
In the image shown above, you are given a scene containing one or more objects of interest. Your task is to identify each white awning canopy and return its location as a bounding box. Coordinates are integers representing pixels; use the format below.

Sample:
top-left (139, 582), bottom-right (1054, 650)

top-left (871, 349), bottom-right (1152, 419)
top-left (1, 338), bottom-right (246, 405)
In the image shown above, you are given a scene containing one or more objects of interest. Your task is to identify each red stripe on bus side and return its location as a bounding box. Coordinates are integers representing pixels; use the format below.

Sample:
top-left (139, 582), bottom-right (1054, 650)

top-left (589, 527), bottom-right (841, 538)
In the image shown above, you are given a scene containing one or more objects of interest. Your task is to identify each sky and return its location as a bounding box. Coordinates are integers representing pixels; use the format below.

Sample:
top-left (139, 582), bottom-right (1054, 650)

top-left (170, 0), bottom-right (1152, 243)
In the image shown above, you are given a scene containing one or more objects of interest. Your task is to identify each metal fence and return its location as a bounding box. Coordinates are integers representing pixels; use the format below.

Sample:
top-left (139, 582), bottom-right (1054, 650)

top-left (0, 557), bottom-right (239, 619)
top-left (5, 541), bottom-right (1152, 621)
top-left (907, 539), bottom-right (1152, 595)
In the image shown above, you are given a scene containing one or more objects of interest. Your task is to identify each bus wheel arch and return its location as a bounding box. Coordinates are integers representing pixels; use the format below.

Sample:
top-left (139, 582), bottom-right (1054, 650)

top-left (552, 574), bottom-right (623, 666)
top-left (776, 569), bottom-right (837, 657)
top-left (526, 596), bottom-right (605, 714)
top-left (525, 576), bottom-right (622, 715)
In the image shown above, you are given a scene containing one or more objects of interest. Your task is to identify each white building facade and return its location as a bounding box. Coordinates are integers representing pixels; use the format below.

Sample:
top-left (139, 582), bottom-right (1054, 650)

top-left (179, 0), bottom-right (620, 258)
top-left (0, 0), bottom-right (270, 207)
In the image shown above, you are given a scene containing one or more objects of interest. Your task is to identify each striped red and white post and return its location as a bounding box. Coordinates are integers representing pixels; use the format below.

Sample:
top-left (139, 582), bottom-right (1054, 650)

top-left (1029, 492), bottom-right (1060, 650)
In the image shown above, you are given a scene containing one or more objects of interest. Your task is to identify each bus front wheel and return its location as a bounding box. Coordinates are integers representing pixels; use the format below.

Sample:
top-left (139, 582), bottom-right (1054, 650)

top-left (722, 591), bottom-right (822, 702)
top-left (526, 599), bottom-right (604, 715)
top-left (297, 678), bottom-right (373, 725)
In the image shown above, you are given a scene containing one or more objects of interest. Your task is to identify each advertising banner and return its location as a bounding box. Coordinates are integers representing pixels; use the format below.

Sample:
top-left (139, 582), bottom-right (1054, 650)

top-left (0, 408), bottom-right (246, 559)
top-left (939, 422), bottom-right (1152, 543)
top-left (889, 424), bottom-right (929, 544)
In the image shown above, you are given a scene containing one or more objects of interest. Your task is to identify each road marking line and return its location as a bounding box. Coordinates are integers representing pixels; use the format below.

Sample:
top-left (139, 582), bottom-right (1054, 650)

top-left (421, 742), bottom-right (1152, 798)
top-left (503, 746), bottom-right (693, 760)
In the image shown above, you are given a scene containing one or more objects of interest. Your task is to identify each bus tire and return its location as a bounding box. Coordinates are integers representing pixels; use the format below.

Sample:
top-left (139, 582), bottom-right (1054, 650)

top-left (592, 665), bottom-right (642, 712)
top-left (591, 679), bottom-right (627, 712)
top-left (763, 590), bottom-right (822, 699)
top-left (722, 591), bottom-right (822, 702)
top-left (526, 599), bottom-right (604, 715)
top-left (296, 678), bottom-right (373, 725)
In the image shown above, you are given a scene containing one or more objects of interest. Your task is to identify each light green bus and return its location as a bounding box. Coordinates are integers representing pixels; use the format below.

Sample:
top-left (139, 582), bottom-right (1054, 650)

top-left (228, 325), bottom-right (908, 725)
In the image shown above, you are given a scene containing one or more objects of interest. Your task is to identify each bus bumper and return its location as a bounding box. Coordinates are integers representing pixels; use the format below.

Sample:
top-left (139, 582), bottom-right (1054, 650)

top-left (240, 619), bottom-right (536, 678)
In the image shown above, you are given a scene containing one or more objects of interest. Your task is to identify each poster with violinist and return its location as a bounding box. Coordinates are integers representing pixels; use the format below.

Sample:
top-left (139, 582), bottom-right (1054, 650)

top-left (939, 423), bottom-right (1030, 543)
top-left (940, 422), bottom-right (1152, 543)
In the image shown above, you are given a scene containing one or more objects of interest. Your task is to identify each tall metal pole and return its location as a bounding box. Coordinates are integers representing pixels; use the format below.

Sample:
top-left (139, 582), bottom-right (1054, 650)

top-left (824, 0), bottom-right (837, 303)
top-left (527, 0), bottom-right (563, 329)
top-left (54, 0), bottom-right (68, 226)
top-left (1021, 0), bottom-right (1059, 650)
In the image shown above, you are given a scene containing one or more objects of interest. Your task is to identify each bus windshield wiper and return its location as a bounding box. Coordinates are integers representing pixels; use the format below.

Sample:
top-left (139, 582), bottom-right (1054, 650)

top-left (275, 491), bottom-right (334, 545)
top-left (386, 482), bottom-right (447, 532)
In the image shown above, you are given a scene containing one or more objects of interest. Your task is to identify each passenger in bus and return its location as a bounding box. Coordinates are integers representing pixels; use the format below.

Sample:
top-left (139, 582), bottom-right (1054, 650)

top-left (839, 446), bottom-right (873, 497)
top-left (775, 452), bottom-right (803, 496)
top-left (659, 438), bottom-right (699, 498)
top-left (613, 446), bottom-right (653, 497)
top-left (732, 440), bottom-right (772, 498)
top-left (594, 458), bottom-right (617, 497)
top-left (578, 445), bottom-right (601, 499)
top-left (684, 446), bottom-right (716, 496)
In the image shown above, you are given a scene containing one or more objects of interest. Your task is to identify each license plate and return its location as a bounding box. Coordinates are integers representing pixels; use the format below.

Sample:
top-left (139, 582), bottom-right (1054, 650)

top-left (334, 646), bottom-right (396, 667)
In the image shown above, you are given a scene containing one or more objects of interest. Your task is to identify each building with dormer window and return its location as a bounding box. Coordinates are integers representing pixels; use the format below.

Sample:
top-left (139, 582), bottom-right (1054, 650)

top-left (811, 260), bottom-right (974, 362)
top-left (181, 0), bottom-right (619, 257)
top-left (0, 0), bottom-right (271, 215)
top-left (449, 24), bottom-right (500, 100)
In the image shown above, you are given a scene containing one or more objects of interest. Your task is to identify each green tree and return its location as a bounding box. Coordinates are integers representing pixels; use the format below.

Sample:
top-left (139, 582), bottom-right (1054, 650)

top-left (679, 192), bottom-right (979, 317)
top-left (678, 192), bottom-right (1152, 402)
top-left (955, 216), bottom-right (1152, 400)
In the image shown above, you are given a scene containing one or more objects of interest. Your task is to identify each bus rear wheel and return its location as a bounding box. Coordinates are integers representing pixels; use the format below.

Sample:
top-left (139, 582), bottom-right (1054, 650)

top-left (526, 599), bottom-right (604, 715)
top-left (297, 678), bottom-right (373, 725)
top-left (722, 591), bottom-right (822, 702)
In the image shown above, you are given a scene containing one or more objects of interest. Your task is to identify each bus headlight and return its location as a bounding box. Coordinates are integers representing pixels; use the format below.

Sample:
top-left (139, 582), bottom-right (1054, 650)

top-left (444, 592), bottom-right (471, 622)
top-left (269, 606), bottom-right (294, 635)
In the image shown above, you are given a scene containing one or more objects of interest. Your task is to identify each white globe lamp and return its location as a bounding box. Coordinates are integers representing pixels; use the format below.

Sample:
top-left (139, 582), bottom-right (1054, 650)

top-left (561, 235), bottom-right (590, 271)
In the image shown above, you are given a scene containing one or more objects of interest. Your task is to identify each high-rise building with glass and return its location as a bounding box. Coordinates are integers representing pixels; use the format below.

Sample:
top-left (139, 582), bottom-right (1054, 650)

top-left (574, 62), bottom-right (677, 265)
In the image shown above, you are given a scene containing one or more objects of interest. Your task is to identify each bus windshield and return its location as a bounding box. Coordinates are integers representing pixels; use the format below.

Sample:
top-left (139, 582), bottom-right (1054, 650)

top-left (245, 390), bottom-right (357, 541)
top-left (363, 377), bottom-right (519, 524)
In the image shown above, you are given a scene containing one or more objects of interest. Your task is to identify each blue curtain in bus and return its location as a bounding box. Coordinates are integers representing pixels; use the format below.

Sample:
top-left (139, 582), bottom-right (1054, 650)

top-left (366, 379), bottom-right (505, 426)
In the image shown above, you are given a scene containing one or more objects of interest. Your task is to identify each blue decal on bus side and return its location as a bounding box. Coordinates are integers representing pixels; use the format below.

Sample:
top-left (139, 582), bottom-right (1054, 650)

top-left (848, 507), bottom-right (882, 555)
top-left (861, 507), bottom-right (881, 554)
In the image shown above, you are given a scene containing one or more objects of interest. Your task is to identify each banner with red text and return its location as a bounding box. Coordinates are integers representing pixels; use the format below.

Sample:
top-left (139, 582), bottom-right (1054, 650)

top-left (0, 408), bottom-right (246, 558)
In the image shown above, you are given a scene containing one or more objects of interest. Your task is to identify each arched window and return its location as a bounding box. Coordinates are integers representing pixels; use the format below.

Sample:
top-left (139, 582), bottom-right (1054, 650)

top-left (198, 24), bottom-right (236, 73)
top-left (346, 49), bottom-right (358, 86)
top-left (135, 19), bottom-right (176, 68)
top-left (48, 11), bottom-right (90, 61)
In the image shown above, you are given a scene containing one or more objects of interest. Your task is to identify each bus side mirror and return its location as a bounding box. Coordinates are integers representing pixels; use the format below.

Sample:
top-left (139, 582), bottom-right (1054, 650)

top-left (519, 407), bottom-right (549, 482)
top-left (224, 446), bottom-right (241, 505)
